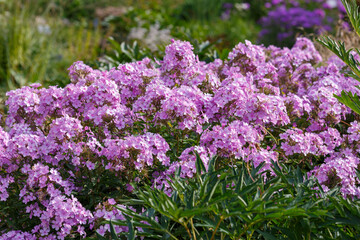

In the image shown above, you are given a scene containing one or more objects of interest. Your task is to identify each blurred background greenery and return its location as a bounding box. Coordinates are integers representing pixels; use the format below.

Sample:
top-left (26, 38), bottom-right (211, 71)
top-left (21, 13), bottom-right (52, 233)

top-left (0, 0), bottom-right (345, 111)
top-left (0, 0), bottom-right (261, 95)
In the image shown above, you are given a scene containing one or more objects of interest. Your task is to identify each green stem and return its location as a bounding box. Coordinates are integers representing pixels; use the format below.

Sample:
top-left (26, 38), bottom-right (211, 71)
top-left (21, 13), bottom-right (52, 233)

top-left (257, 124), bottom-right (279, 145)
top-left (183, 222), bottom-right (193, 239)
top-left (165, 229), bottom-right (180, 240)
top-left (238, 218), bottom-right (264, 238)
top-left (210, 216), bottom-right (224, 240)
top-left (190, 218), bottom-right (197, 240)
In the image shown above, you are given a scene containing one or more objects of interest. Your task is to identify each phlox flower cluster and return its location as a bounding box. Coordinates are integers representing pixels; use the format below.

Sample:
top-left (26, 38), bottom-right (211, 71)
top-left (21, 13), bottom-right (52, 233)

top-left (93, 199), bottom-right (134, 236)
top-left (310, 149), bottom-right (360, 197)
top-left (100, 132), bottom-right (170, 172)
top-left (280, 127), bottom-right (342, 156)
top-left (2, 37), bottom-right (360, 238)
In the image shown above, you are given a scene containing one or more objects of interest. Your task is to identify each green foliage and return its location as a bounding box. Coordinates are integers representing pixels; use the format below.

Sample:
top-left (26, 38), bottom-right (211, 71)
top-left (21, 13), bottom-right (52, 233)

top-left (102, 1), bottom-right (259, 57)
top-left (0, 1), bottom-right (52, 90)
top-left (33, 0), bottom-right (126, 21)
top-left (317, 36), bottom-right (360, 80)
top-left (173, 0), bottom-right (227, 22)
top-left (342, 0), bottom-right (360, 37)
top-left (53, 0), bottom-right (99, 20)
top-left (96, 39), bottom-right (154, 71)
top-left (96, 155), bottom-right (360, 239)
top-left (334, 90), bottom-right (360, 115)
top-left (0, 0), bottom-right (102, 93)
top-left (318, 0), bottom-right (360, 115)
top-left (246, 0), bottom-right (269, 21)
top-left (171, 16), bottom-right (260, 54)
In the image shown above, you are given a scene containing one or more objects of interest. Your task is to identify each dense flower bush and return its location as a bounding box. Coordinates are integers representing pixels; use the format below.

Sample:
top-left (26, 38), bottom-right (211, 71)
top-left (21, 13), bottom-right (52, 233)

top-left (1, 37), bottom-right (360, 238)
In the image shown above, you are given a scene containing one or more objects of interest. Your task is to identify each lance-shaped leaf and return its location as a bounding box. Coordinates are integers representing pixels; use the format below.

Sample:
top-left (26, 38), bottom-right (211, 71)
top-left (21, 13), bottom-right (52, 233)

top-left (334, 91), bottom-right (360, 115)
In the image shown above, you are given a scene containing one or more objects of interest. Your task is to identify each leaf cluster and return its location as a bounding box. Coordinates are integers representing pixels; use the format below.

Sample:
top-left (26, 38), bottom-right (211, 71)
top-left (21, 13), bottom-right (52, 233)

top-left (96, 39), bottom-right (153, 70)
top-left (94, 155), bottom-right (360, 240)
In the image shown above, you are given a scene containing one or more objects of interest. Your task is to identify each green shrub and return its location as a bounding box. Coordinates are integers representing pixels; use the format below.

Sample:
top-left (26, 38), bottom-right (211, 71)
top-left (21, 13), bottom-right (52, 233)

top-left (104, 155), bottom-right (360, 239)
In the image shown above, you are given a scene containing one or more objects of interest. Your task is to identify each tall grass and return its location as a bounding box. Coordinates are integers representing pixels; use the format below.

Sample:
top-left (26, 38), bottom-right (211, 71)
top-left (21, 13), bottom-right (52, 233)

top-left (0, 0), bottom-right (51, 91)
top-left (0, 0), bottom-right (102, 95)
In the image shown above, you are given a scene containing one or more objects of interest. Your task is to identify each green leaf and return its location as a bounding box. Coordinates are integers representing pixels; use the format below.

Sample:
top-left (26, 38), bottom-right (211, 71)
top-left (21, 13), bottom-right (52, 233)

top-left (330, 197), bottom-right (345, 217)
top-left (334, 91), bottom-right (360, 115)
top-left (207, 155), bottom-right (217, 173)
top-left (194, 216), bottom-right (232, 235)
top-left (341, 0), bottom-right (360, 37)
top-left (195, 151), bottom-right (206, 180)
top-left (257, 230), bottom-right (278, 240)
top-left (180, 207), bottom-right (212, 217)
top-left (96, 232), bottom-right (107, 240)
top-left (125, 215), bottom-right (136, 240)
top-left (317, 36), bottom-right (360, 79)
top-left (111, 219), bottom-right (149, 229)
top-left (109, 220), bottom-right (120, 240)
